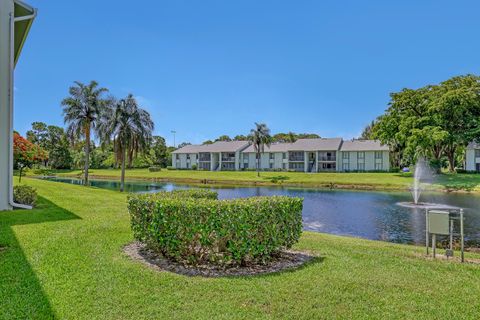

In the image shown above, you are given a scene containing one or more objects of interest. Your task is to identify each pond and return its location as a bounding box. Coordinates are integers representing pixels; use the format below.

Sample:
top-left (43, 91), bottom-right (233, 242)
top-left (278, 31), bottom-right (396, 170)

top-left (42, 177), bottom-right (480, 246)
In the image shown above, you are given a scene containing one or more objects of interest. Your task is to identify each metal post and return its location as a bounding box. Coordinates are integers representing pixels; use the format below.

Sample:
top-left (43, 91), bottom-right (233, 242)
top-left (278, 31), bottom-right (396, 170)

top-left (425, 209), bottom-right (429, 255)
top-left (432, 234), bottom-right (436, 259)
top-left (460, 209), bottom-right (464, 263)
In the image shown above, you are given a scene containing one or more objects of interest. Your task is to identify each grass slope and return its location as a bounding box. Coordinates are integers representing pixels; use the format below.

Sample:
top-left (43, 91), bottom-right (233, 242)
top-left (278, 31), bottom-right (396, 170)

top-left (53, 168), bottom-right (480, 192)
top-left (55, 168), bottom-right (415, 189)
top-left (1, 178), bottom-right (480, 319)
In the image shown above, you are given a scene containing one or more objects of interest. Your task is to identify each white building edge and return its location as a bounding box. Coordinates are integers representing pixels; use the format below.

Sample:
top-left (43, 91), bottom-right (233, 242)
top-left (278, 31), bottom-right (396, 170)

top-left (172, 138), bottom-right (390, 172)
top-left (465, 142), bottom-right (480, 171)
top-left (0, 0), bottom-right (36, 210)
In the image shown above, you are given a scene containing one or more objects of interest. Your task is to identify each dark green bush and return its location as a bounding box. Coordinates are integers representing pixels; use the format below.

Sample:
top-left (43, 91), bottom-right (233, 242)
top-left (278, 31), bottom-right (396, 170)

top-left (128, 189), bottom-right (303, 266)
top-left (13, 185), bottom-right (38, 207)
top-left (166, 166), bottom-right (176, 170)
top-left (148, 166), bottom-right (162, 172)
top-left (191, 164), bottom-right (198, 170)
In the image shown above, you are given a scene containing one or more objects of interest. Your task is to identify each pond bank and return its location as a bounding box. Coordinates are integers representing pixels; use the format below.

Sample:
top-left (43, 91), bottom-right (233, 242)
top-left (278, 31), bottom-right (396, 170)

top-left (53, 172), bottom-right (468, 193)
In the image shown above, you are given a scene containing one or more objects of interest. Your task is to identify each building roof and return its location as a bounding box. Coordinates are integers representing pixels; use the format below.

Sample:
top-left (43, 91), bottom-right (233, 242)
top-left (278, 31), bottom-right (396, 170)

top-left (242, 142), bottom-right (293, 153)
top-left (172, 141), bottom-right (250, 154)
top-left (243, 138), bottom-right (343, 153)
top-left (171, 144), bottom-right (209, 154)
top-left (289, 138), bottom-right (343, 151)
top-left (174, 138), bottom-right (389, 154)
top-left (340, 140), bottom-right (389, 151)
top-left (467, 141), bottom-right (480, 149)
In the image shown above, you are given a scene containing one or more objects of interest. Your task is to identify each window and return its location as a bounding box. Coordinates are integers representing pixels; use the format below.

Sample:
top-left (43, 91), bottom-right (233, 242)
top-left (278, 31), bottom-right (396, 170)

top-left (342, 163), bottom-right (349, 171)
top-left (269, 163), bottom-right (273, 169)
top-left (342, 152), bottom-right (349, 160)
top-left (175, 154), bottom-right (179, 160)
top-left (375, 151), bottom-right (383, 159)
top-left (283, 153), bottom-right (287, 160)
top-left (269, 153), bottom-right (275, 160)
top-left (357, 152), bottom-right (365, 159)
top-left (475, 149), bottom-right (480, 158)
top-left (244, 163), bottom-right (249, 169)
top-left (358, 163), bottom-right (365, 171)
top-left (282, 163), bottom-right (287, 170)
top-left (375, 163), bottom-right (382, 171)
top-left (187, 154), bottom-right (190, 160)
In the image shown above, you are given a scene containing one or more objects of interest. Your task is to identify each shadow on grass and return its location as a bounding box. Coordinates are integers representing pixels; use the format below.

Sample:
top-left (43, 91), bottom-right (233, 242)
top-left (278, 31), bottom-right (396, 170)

top-left (436, 173), bottom-right (480, 191)
top-left (0, 196), bottom-right (81, 319)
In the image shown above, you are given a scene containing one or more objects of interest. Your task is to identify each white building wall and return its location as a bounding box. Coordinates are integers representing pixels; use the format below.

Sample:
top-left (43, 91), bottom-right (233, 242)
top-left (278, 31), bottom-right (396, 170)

top-left (173, 153), bottom-right (198, 169)
top-left (337, 150), bottom-right (390, 171)
top-left (466, 149), bottom-right (477, 171)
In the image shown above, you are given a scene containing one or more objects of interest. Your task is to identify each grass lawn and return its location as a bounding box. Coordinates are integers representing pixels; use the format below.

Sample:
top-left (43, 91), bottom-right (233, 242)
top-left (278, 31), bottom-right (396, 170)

top-left (52, 168), bottom-right (480, 192)
top-left (1, 178), bottom-right (480, 319)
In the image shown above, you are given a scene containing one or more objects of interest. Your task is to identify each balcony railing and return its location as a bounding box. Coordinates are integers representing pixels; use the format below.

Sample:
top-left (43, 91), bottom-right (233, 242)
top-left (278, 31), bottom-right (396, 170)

top-left (319, 156), bottom-right (336, 161)
top-left (199, 154), bottom-right (211, 161)
top-left (221, 157), bottom-right (236, 162)
top-left (289, 156), bottom-right (304, 162)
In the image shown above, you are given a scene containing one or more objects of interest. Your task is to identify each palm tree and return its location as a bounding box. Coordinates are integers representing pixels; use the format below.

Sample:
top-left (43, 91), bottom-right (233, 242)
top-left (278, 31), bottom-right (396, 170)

top-left (98, 94), bottom-right (154, 192)
top-left (62, 81), bottom-right (109, 185)
top-left (248, 123), bottom-right (272, 177)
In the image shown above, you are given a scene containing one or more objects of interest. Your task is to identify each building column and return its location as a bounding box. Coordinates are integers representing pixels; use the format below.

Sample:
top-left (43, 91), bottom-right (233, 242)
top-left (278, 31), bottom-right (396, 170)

top-left (304, 152), bottom-right (308, 173)
top-left (219, 152), bottom-right (222, 171)
top-left (0, 0), bottom-right (14, 210)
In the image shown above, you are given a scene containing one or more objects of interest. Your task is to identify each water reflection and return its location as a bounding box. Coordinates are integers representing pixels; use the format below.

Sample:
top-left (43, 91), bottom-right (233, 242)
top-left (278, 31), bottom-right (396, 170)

top-left (42, 177), bottom-right (480, 246)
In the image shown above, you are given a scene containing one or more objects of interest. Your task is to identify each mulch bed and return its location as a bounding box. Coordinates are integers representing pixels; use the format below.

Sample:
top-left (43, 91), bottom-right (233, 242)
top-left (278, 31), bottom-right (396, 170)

top-left (124, 242), bottom-right (319, 277)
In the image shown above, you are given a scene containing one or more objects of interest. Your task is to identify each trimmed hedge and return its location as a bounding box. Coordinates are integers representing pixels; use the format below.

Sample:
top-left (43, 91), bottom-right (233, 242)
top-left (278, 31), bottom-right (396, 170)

top-left (128, 189), bottom-right (303, 266)
top-left (148, 166), bottom-right (162, 172)
top-left (13, 185), bottom-right (38, 207)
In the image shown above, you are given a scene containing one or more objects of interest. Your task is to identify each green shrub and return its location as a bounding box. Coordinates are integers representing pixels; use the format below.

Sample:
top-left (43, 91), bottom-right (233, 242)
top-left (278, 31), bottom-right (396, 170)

top-left (166, 166), bottom-right (176, 170)
top-left (13, 185), bottom-right (38, 207)
top-left (32, 168), bottom-right (53, 176)
top-left (148, 166), bottom-right (162, 172)
top-left (191, 164), bottom-right (198, 170)
top-left (128, 189), bottom-right (303, 266)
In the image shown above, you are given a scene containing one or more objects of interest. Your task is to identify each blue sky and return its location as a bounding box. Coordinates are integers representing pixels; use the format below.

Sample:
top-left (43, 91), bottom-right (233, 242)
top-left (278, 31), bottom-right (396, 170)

top-left (15, 0), bottom-right (480, 146)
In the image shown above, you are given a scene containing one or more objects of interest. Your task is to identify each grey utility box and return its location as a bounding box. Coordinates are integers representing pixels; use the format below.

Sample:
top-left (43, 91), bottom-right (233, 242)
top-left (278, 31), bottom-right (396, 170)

top-left (427, 210), bottom-right (450, 235)
top-left (425, 208), bottom-right (464, 262)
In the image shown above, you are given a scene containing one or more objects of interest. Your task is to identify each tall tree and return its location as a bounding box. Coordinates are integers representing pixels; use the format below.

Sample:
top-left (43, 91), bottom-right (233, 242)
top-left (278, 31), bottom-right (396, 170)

top-left (98, 94), bottom-right (154, 192)
top-left (373, 74), bottom-right (480, 172)
top-left (150, 136), bottom-right (168, 167)
top-left (248, 123), bottom-right (272, 177)
top-left (62, 81), bottom-right (109, 185)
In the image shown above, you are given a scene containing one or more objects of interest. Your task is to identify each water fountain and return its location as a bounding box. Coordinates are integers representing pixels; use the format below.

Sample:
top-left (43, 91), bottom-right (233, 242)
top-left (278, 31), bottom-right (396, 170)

top-left (397, 157), bottom-right (457, 209)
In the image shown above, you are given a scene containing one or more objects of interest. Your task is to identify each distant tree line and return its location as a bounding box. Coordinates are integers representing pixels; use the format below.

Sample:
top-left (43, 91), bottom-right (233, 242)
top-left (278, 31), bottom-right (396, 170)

top-left (361, 74), bottom-right (480, 172)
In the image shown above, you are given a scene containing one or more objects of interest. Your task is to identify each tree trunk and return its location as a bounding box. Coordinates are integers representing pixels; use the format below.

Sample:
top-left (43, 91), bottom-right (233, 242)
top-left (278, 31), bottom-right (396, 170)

top-left (19, 167), bottom-right (23, 183)
top-left (256, 152), bottom-right (260, 177)
top-left (128, 147), bottom-right (134, 168)
top-left (446, 145), bottom-right (456, 173)
top-left (84, 123), bottom-right (91, 186)
top-left (120, 146), bottom-right (126, 192)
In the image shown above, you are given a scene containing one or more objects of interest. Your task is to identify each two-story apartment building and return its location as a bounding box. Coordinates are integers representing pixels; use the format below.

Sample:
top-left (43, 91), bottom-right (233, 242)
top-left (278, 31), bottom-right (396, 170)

top-left (172, 138), bottom-right (390, 172)
top-left (172, 141), bottom-right (250, 171)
